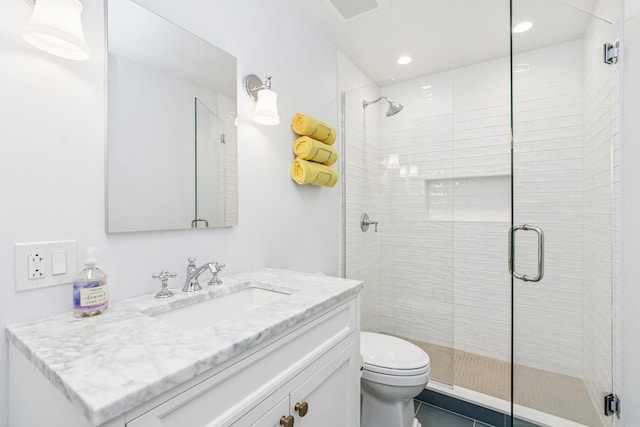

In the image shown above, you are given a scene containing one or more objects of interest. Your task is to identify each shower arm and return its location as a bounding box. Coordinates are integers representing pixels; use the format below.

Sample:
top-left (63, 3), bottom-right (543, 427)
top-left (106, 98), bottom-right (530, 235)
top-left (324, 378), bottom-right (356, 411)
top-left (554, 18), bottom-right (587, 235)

top-left (362, 97), bottom-right (389, 109)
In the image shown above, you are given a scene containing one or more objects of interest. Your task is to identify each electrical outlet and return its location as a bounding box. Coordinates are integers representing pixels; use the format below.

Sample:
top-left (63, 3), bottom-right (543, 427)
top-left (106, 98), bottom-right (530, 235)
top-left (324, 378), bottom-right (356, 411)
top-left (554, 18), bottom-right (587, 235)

top-left (15, 240), bottom-right (76, 292)
top-left (28, 252), bottom-right (46, 279)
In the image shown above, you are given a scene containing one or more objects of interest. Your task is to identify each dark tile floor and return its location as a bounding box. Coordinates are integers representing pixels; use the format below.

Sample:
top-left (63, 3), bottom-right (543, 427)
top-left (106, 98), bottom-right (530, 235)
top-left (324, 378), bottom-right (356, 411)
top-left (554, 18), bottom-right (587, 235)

top-left (415, 401), bottom-right (490, 426)
top-left (415, 400), bottom-right (540, 427)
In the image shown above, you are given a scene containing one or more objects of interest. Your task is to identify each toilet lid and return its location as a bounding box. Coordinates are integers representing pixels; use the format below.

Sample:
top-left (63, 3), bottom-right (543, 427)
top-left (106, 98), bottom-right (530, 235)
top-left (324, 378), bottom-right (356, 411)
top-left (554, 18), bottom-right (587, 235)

top-left (361, 332), bottom-right (430, 374)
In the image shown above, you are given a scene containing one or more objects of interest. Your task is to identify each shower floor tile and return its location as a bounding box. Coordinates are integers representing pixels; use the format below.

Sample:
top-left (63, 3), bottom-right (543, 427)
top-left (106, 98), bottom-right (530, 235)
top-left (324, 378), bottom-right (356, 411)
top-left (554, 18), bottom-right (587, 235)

top-left (395, 335), bottom-right (601, 426)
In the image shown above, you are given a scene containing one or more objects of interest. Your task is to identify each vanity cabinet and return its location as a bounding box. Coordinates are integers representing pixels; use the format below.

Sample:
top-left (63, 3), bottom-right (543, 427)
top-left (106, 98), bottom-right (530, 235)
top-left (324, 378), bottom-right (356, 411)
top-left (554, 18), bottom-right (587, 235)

top-left (8, 297), bottom-right (360, 427)
top-left (234, 341), bottom-right (358, 426)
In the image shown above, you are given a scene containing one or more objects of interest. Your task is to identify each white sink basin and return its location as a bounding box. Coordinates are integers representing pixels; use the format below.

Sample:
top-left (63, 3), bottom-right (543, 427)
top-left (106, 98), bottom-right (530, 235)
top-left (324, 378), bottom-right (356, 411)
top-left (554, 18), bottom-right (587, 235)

top-left (151, 287), bottom-right (290, 329)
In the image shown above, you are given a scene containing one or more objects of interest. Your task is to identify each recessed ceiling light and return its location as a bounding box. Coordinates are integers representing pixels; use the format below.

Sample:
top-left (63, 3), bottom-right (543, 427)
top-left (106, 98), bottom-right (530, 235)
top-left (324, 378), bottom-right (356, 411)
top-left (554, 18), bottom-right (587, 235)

top-left (421, 85), bottom-right (431, 90)
top-left (513, 21), bottom-right (533, 33)
top-left (397, 56), bottom-right (412, 65)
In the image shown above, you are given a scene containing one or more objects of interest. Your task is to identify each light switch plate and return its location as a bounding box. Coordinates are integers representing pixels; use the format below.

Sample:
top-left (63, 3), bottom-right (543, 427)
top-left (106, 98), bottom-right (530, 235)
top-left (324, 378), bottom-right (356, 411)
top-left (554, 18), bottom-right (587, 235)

top-left (15, 240), bottom-right (76, 292)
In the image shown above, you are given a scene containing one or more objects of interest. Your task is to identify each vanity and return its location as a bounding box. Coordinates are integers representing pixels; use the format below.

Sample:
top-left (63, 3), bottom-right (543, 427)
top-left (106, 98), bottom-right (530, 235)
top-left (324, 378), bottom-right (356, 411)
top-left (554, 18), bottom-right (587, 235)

top-left (6, 269), bottom-right (363, 427)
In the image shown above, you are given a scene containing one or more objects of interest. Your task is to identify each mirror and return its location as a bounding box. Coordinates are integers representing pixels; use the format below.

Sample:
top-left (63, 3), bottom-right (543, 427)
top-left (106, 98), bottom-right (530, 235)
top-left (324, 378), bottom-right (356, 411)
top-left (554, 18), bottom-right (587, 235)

top-left (106, 0), bottom-right (238, 233)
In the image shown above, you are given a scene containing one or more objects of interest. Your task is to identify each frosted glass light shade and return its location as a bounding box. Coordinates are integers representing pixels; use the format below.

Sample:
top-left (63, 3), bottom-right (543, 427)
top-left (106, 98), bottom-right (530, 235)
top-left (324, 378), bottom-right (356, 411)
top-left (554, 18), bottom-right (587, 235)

top-left (23, 0), bottom-right (90, 61)
top-left (252, 89), bottom-right (280, 125)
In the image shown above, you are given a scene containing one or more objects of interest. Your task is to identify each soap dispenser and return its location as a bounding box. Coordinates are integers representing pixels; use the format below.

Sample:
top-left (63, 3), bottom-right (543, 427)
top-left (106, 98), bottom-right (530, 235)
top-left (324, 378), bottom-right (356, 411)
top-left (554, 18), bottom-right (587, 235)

top-left (73, 247), bottom-right (109, 317)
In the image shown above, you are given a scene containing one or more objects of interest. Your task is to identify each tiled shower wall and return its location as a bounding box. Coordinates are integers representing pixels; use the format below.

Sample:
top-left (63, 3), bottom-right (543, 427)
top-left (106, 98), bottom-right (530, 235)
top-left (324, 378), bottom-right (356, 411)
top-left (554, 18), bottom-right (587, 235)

top-left (377, 40), bottom-right (591, 377)
top-left (343, 84), bottom-right (382, 332)
top-left (511, 41), bottom-right (585, 377)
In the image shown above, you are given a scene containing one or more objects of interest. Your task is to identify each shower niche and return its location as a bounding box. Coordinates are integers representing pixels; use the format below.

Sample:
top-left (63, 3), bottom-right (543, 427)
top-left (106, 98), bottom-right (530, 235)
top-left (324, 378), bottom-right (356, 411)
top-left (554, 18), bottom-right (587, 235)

top-left (425, 175), bottom-right (510, 222)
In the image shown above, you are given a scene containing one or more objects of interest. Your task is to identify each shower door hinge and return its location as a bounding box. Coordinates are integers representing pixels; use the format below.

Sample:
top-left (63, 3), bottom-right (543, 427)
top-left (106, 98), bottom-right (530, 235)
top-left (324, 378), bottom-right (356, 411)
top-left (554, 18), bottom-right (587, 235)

top-left (604, 40), bottom-right (620, 64)
top-left (604, 393), bottom-right (620, 417)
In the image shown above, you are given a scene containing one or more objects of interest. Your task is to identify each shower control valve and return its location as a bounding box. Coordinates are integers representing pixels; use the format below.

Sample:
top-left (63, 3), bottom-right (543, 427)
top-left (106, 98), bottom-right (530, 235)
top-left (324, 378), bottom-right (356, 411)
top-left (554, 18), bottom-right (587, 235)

top-left (360, 213), bottom-right (378, 232)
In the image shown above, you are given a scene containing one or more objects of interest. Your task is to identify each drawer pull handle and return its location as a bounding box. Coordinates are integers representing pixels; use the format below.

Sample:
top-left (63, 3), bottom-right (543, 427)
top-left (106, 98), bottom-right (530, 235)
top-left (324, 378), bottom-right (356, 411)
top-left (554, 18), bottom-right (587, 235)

top-left (295, 401), bottom-right (309, 417)
top-left (280, 415), bottom-right (294, 427)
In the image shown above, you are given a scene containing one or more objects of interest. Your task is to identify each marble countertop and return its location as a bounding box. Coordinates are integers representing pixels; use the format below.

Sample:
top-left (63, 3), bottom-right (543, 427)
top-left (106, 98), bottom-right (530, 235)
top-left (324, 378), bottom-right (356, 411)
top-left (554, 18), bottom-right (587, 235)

top-left (5, 268), bottom-right (362, 426)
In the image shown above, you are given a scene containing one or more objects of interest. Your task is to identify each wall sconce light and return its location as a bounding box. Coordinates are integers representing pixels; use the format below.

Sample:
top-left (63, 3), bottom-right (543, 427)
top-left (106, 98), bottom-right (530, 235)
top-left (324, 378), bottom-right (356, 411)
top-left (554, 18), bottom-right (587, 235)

top-left (22, 0), bottom-right (90, 61)
top-left (243, 74), bottom-right (280, 125)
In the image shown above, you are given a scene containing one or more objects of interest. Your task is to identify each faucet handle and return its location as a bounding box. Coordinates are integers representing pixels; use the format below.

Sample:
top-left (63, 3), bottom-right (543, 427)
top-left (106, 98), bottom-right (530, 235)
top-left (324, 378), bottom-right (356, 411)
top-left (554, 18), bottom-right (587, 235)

top-left (208, 261), bottom-right (225, 286)
top-left (152, 270), bottom-right (176, 299)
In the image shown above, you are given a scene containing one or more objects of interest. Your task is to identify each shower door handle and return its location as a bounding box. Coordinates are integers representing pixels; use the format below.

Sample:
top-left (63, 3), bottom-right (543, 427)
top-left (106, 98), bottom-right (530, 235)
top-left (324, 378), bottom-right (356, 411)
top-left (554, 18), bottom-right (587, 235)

top-left (508, 224), bottom-right (544, 282)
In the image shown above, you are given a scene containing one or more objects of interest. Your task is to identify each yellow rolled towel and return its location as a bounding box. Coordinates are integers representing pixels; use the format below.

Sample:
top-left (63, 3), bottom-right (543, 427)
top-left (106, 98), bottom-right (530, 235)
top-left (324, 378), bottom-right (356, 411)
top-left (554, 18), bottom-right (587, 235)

top-left (291, 158), bottom-right (339, 187)
top-left (291, 112), bottom-right (337, 145)
top-left (293, 136), bottom-right (339, 166)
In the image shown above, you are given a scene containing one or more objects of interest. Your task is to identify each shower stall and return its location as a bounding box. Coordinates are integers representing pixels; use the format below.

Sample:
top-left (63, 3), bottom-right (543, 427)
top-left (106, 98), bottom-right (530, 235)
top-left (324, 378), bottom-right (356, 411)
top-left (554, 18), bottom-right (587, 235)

top-left (340, 0), bottom-right (618, 426)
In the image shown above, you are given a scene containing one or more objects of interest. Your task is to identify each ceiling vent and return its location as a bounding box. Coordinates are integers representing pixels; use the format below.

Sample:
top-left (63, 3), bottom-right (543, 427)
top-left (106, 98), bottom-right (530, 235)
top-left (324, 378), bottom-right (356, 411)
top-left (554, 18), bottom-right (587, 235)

top-left (328, 0), bottom-right (384, 20)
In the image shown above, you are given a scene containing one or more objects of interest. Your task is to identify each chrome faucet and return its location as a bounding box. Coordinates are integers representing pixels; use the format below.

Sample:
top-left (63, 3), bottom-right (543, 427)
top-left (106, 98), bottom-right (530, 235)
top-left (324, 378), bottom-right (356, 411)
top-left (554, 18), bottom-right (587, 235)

top-left (182, 258), bottom-right (225, 292)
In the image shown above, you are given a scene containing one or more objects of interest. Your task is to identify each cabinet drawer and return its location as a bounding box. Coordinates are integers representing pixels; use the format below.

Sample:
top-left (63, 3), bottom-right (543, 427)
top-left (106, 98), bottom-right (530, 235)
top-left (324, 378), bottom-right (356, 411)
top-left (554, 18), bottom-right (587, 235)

top-left (127, 298), bottom-right (357, 427)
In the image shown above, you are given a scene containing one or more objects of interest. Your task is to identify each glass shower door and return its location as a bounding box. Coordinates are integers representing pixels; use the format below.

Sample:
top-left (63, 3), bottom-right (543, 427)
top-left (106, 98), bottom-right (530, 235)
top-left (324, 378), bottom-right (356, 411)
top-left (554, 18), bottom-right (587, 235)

top-left (510, 1), bottom-right (616, 425)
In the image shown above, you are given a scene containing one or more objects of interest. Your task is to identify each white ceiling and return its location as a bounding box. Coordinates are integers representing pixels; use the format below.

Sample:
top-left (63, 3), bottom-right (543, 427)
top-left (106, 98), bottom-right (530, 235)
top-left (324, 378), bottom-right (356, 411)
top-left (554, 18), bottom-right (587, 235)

top-left (289, 0), bottom-right (604, 85)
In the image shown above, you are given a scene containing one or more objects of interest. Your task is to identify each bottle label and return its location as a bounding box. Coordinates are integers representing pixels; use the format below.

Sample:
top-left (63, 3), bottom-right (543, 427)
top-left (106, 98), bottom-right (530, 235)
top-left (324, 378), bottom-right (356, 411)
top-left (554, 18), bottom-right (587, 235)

top-left (74, 280), bottom-right (108, 311)
top-left (80, 284), bottom-right (108, 307)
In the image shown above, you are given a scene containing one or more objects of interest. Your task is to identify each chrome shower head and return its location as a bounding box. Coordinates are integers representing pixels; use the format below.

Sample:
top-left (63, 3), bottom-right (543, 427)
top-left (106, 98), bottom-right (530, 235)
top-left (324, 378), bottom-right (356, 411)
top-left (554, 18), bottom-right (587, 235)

top-left (362, 96), bottom-right (404, 116)
top-left (386, 99), bottom-right (403, 116)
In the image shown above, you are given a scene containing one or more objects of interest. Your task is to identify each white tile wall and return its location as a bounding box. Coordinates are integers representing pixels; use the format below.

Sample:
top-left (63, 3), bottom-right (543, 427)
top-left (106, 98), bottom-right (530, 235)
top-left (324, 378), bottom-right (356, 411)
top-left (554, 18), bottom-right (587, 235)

top-left (512, 41), bottom-right (586, 377)
top-left (343, 84), bottom-right (382, 332)
top-left (376, 54), bottom-right (510, 363)
top-left (218, 94), bottom-right (238, 225)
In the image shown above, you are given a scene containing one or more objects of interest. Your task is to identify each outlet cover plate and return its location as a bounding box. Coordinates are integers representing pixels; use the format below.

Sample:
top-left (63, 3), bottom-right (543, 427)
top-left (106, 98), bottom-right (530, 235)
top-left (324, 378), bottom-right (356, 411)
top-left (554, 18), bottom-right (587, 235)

top-left (15, 240), bottom-right (76, 292)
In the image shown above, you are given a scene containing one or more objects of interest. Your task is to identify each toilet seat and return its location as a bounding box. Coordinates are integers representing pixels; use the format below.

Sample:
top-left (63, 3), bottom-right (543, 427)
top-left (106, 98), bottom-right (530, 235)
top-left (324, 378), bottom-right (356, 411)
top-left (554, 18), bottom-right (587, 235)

top-left (362, 367), bottom-right (431, 387)
top-left (363, 363), bottom-right (430, 377)
top-left (361, 332), bottom-right (431, 375)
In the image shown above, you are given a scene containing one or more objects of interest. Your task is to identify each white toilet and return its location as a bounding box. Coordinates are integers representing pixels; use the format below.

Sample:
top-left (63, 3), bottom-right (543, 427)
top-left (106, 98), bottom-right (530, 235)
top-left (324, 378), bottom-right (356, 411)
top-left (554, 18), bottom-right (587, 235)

top-left (360, 332), bottom-right (431, 427)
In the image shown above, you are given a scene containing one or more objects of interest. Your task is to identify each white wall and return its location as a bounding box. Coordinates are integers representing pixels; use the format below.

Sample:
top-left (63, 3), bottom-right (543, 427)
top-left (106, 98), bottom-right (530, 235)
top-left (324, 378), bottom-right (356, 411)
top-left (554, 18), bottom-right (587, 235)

top-left (0, 1), bottom-right (341, 425)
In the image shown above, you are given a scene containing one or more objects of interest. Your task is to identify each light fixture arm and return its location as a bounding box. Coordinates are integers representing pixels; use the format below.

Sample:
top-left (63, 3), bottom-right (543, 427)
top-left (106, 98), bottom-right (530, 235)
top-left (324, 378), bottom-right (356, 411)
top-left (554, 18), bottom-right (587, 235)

top-left (244, 74), bottom-right (272, 101)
